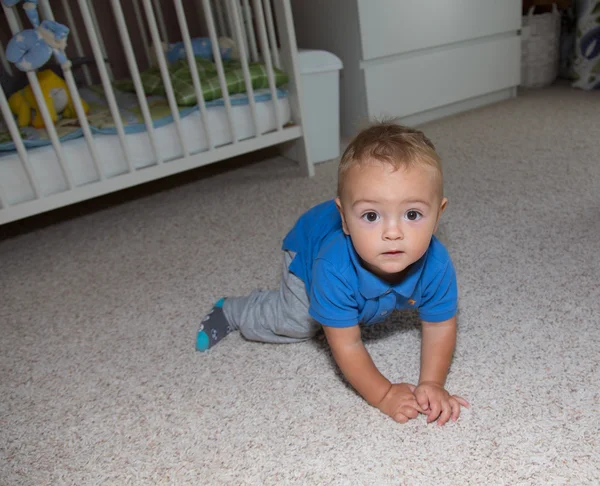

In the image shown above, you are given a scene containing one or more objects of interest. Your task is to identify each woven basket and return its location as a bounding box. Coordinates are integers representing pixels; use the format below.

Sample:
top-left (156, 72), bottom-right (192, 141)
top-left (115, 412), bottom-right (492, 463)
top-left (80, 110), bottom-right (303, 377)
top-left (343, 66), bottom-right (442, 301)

top-left (521, 4), bottom-right (561, 87)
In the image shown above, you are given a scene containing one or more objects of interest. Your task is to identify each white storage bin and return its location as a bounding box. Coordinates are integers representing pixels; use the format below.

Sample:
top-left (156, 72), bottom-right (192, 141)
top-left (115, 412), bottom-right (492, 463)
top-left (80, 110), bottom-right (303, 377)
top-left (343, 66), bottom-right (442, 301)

top-left (290, 49), bottom-right (343, 164)
top-left (521, 4), bottom-right (561, 88)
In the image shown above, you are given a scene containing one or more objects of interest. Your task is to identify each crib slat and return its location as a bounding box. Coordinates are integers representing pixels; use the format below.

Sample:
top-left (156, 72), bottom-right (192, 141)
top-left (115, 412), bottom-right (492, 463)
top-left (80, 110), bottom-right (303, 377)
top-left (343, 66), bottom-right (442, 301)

top-left (262, 0), bottom-right (281, 69)
top-left (228, 1), bottom-right (249, 68)
top-left (0, 86), bottom-right (42, 200)
top-left (85, 0), bottom-right (114, 81)
top-left (141, 0), bottom-right (189, 158)
top-left (0, 41), bottom-right (12, 76)
top-left (213, 0), bottom-right (228, 37)
top-left (225, 2), bottom-right (236, 42)
top-left (272, 0), bottom-right (314, 177)
top-left (228, 0), bottom-right (259, 137)
top-left (39, 0), bottom-right (104, 181)
top-left (37, 1), bottom-right (52, 23)
top-left (1, 5), bottom-right (21, 49)
top-left (132, 0), bottom-right (153, 69)
top-left (78, 0), bottom-right (135, 174)
top-left (26, 71), bottom-right (74, 188)
top-left (151, 0), bottom-right (169, 46)
top-left (253, 0), bottom-right (282, 131)
top-left (173, 0), bottom-right (214, 151)
top-left (13, 6), bottom-right (23, 30)
top-left (241, 0), bottom-right (259, 63)
top-left (110, 0), bottom-right (163, 165)
top-left (203, 0), bottom-right (238, 143)
top-left (59, 0), bottom-right (93, 86)
top-left (64, 70), bottom-right (105, 180)
top-left (0, 176), bottom-right (6, 209)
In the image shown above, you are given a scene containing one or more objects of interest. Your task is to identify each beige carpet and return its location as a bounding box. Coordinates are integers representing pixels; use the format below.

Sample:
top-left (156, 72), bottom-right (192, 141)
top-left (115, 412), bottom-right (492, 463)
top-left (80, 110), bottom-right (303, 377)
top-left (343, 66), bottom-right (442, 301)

top-left (1, 83), bottom-right (599, 485)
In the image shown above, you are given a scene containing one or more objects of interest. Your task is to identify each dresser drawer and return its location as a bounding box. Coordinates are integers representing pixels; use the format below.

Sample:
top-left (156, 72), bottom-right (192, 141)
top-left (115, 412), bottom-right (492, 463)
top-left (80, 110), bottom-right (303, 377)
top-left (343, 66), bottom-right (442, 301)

top-left (364, 35), bottom-right (521, 119)
top-left (357, 0), bottom-right (522, 60)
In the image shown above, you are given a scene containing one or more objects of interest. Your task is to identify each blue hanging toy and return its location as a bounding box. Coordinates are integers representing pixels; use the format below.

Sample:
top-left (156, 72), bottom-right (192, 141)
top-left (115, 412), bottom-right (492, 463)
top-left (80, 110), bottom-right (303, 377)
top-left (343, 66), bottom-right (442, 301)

top-left (3, 0), bottom-right (72, 71)
top-left (2, 0), bottom-right (90, 129)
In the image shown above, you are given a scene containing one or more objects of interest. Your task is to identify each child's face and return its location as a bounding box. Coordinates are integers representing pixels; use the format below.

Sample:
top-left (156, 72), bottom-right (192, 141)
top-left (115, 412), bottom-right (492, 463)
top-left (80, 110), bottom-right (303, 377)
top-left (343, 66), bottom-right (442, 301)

top-left (336, 160), bottom-right (447, 283)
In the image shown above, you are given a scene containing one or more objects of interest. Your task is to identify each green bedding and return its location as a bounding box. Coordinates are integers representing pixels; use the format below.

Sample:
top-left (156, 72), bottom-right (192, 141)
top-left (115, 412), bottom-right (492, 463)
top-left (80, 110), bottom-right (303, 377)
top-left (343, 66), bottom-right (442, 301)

top-left (115, 58), bottom-right (288, 106)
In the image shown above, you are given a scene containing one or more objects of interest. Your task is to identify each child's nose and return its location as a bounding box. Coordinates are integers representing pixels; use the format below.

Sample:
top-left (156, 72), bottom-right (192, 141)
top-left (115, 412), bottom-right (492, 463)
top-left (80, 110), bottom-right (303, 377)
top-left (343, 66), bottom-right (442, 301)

top-left (383, 221), bottom-right (404, 240)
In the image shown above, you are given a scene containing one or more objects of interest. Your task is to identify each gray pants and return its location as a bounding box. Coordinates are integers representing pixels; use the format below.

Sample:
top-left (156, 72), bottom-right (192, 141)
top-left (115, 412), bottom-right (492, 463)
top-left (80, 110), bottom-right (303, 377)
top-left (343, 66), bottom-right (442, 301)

top-left (222, 251), bottom-right (321, 343)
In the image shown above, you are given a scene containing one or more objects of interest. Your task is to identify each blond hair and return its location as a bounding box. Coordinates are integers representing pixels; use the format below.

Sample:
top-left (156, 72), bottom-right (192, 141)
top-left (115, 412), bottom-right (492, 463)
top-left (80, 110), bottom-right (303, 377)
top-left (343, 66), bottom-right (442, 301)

top-left (338, 120), bottom-right (443, 197)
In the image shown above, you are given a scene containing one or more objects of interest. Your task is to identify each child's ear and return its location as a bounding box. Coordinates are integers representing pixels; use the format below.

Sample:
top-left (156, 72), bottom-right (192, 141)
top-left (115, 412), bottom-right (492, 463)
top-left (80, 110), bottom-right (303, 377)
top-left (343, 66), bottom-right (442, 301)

top-left (434, 197), bottom-right (448, 232)
top-left (335, 197), bottom-right (350, 235)
top-left (439, 197), bottom-right (448, 214)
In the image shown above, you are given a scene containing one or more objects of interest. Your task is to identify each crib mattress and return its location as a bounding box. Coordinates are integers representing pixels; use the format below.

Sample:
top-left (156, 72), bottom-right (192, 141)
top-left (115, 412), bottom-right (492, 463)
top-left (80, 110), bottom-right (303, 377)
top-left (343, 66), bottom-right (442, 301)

top-left (0, 97), bottom-right (291, 206)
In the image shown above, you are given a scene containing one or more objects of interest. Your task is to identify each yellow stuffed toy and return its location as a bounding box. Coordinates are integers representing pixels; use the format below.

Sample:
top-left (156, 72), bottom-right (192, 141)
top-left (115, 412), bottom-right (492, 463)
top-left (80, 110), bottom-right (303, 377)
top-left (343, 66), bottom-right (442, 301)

top-left (8, 69), bottom-right (89, 129)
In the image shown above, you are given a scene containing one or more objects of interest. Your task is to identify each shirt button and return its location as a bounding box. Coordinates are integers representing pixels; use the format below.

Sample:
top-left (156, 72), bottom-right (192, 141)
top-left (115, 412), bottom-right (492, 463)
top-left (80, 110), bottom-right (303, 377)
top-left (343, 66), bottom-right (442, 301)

top-left (384, 290), bottom-right (391, 295)
top-left (380, 310), bottom-right (388, 316)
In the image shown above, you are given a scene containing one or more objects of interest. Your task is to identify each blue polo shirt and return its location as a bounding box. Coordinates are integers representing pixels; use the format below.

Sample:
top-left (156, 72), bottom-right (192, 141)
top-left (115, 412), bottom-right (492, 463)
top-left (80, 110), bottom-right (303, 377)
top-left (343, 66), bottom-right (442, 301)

top-left (282, 200), bottom-right (457, 327)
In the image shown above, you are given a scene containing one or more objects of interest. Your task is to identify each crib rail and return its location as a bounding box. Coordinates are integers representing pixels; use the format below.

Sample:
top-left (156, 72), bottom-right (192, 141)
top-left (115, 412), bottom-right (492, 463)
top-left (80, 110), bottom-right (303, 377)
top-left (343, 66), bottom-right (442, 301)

top-left (0, 0), bottom-right (311, 225)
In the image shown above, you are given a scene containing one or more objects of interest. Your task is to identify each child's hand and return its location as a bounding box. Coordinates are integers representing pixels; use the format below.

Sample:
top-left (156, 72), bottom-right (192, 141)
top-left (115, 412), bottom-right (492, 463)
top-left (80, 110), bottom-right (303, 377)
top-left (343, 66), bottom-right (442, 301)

top-left (414, 382), bottom-right (469, 425)
top-left (377, 383), bottom-right (424, 424)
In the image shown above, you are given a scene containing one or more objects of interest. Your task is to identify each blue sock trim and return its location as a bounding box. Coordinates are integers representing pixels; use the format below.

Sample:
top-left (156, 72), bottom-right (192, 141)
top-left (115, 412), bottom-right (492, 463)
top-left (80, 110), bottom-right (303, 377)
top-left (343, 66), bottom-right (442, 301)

top-left (196, 330), bottom-right (210, 351)
top-left (215, 298), bottom-right (225, 308)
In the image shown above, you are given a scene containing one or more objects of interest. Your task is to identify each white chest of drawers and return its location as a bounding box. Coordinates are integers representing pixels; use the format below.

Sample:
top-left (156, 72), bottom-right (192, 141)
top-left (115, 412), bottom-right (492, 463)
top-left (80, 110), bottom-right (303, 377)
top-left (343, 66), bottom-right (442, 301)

top-left (291, 0), bottom-right (522, 137)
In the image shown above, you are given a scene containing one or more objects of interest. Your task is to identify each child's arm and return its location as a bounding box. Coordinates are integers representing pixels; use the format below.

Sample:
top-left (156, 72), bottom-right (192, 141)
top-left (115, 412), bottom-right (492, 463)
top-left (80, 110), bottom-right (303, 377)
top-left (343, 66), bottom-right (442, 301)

top-left (415, 316), bottom-right (469, 425)
top-left (323, 324), bottom-right (423, 423)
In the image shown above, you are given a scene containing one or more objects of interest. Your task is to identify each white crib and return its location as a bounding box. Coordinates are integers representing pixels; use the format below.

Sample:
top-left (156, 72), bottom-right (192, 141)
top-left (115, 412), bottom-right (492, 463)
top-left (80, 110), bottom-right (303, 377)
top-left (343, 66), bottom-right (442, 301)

top-left (0, 0), bottom-right (312, 225)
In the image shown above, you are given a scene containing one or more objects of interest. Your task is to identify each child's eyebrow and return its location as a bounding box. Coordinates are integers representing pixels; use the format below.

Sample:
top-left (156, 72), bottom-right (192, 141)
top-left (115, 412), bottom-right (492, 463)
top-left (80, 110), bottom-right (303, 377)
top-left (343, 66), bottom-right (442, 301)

top-left (352, 199), bottom-right (380, 207)
top-left (352, 198), bottom-right (432, 207)
top-left (403, 199), bottom-right (432, 207)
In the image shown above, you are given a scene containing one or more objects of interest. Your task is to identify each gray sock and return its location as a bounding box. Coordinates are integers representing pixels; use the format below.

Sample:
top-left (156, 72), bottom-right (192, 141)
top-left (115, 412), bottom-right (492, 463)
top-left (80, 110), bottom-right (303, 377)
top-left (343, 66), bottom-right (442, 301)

top-left (196, 298), bottom-right (233, 351)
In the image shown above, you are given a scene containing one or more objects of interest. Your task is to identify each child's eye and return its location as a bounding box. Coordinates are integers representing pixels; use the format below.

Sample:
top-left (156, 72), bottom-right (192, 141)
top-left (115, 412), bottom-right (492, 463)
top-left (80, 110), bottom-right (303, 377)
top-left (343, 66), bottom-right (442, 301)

top-left (361, 211), bottom-right (380, 223)
top-left (405, 210), bottom-right (422, 221)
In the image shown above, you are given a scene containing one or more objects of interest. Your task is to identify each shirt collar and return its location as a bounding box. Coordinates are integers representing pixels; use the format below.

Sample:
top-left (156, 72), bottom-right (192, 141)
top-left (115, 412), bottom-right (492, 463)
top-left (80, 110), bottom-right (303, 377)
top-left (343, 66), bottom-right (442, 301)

top-left (346, 236), bottom-right (427, 300)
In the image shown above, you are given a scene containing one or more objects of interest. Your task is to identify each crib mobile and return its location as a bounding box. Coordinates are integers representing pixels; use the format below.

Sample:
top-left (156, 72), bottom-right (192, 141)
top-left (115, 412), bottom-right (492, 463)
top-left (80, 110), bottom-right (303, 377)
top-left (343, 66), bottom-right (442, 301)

top-left (2, 0), bottom-right (88, 129)
top-left (3, 0), bottom-right (70, 71)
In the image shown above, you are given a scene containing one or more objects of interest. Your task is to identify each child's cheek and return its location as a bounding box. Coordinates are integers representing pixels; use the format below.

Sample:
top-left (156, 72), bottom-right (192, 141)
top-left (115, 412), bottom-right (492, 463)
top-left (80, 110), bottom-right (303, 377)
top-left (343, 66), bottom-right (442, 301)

top-left (353, 216), bottom-right (377, 230)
